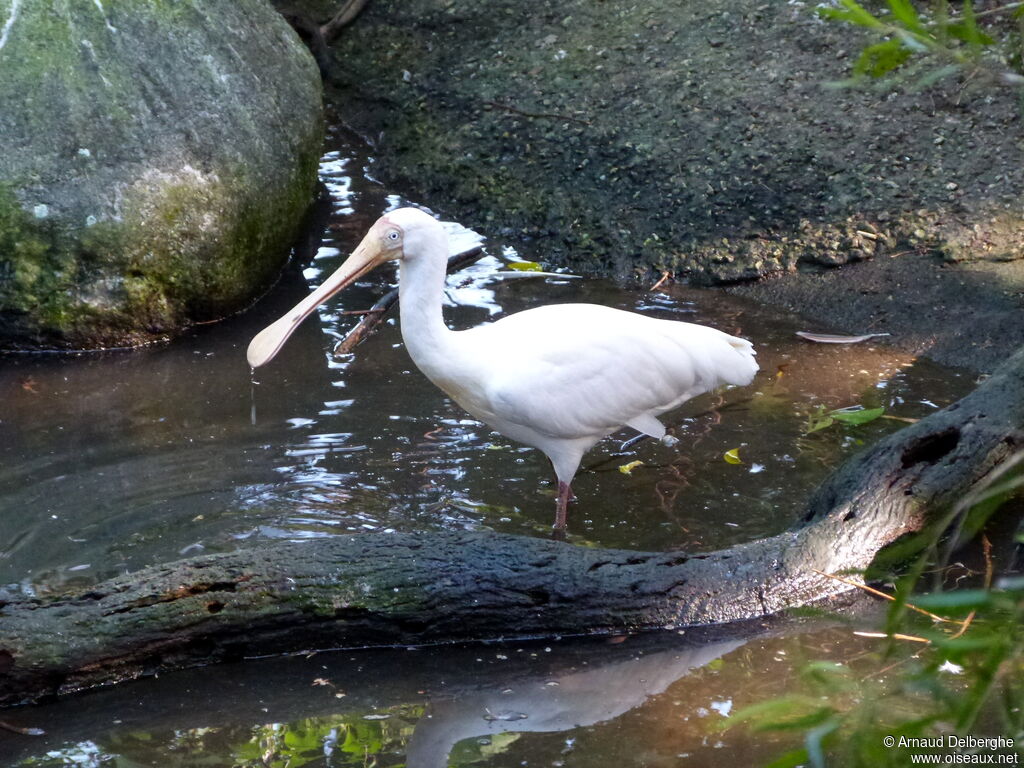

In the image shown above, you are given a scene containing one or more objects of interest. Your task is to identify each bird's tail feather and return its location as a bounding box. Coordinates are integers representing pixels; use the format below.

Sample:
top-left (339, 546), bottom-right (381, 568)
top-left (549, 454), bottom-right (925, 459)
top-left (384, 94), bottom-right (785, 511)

top-left (717, 335), bottom-right (758, 387)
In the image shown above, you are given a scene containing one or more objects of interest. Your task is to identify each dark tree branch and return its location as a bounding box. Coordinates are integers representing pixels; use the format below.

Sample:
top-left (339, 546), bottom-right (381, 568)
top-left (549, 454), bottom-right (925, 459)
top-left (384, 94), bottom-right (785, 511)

top-left (320, 0), bottom-right (371, 43)
top-left (277, 0), bottom-right (371, 76)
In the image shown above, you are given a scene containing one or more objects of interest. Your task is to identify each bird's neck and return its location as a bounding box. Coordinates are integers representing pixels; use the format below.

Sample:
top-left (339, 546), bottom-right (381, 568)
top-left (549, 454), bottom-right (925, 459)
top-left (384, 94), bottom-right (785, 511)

top-left (397, 241), bottom-right (456, 374)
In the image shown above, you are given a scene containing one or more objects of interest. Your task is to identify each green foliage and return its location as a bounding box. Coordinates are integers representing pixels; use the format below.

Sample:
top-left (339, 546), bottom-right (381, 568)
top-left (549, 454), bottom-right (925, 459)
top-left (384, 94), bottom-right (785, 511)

top-left (14, 700), bottom-right (530, 767)
top-left (727, 453), bottom-right (1024, 767)
top-left (229, 710), bottom-right (420, 768)
top-left (818, 0), bottom-right (887, 29)
top-left (725, 694), bottom-right (837, 732)
top-left (816, 0), bottom-right (1022, 89)
top-left (854, 39), bottom-right (914, 77)
top-left (830, 406), bottom-right (887, 426)
top-left (804, 405), bottom-right (886, 434)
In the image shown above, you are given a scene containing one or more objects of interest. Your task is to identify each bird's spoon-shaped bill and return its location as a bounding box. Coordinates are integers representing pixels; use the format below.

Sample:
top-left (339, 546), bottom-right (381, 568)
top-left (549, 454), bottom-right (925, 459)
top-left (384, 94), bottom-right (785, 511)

top-left (247, 233), bottom-right (389, 369)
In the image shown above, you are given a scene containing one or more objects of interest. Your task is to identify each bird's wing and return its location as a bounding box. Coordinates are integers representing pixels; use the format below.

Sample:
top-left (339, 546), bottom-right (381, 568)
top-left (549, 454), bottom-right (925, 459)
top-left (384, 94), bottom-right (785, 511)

top-left (466, 304), bottom-right (757, 441)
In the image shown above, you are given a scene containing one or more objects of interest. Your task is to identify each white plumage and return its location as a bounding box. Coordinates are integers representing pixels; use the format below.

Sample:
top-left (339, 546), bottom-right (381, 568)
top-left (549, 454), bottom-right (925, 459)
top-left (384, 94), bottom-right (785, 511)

top-left (248, 208), bottom-right (758, 528)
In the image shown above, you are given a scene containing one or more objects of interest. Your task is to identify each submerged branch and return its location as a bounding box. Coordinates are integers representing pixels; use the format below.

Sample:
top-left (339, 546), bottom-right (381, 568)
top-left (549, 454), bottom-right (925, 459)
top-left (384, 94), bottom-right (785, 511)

top-left (334, 245), bottom-right (484, 355)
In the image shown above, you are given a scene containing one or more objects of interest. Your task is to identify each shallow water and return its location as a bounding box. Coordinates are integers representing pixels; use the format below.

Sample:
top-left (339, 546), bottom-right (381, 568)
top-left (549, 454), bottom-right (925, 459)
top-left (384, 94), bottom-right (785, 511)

top-left (0, 123), bottom-right (982, 766)
top-left (0, 617), bottom-right (852, 763)
top-left (0, 607), bottom-right (1001, 768)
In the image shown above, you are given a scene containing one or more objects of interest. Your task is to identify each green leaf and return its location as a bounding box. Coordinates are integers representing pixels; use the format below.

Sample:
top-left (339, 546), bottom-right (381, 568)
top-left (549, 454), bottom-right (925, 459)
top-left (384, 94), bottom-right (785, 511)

top-left (949, 0), bottom-right (994, 47)
top-left (507, 260), bottom-right (543, 272)
top-left (947, 21), bottom-right (995, 45)
top-left (887, 0), bottom-right (923, 31)
top-left (727, 695), bottom-right (835, 732)
top-left (805, 718), bottom-right (840, 768)
top-left (830, 406), bottom-right (886, 425)
top-left (806, 415), bottom-right (835, 433)
top-left (933, 634), bottom-right (1005, 652)
top-left (818, 0), bottom-right (885, 28)
top-left (946, 21), bottom-right (995, 45)
top-left (767, 707), bottom-right (840, 732)
top-left (817, 5), bottom-right (856, 22)
top-left (724, 447), bottom-right (743, 464)
top-left (912, 589), bottom-right (993, 610)
top-left (804, 405), bottom-right (836, 434)
top-left (802, 661), bottom-right (855, 690)
top-left (840, 0), bottom-right (885, 28)
top-left (854, 40), bottom-right (914, 78)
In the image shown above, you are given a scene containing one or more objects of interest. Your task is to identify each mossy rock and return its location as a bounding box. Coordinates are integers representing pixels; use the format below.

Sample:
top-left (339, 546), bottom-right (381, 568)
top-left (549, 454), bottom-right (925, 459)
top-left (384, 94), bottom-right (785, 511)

top-left (326, 0), bottom-right (1024, 283)
top-left (0, 0), bottom-right (323, 349)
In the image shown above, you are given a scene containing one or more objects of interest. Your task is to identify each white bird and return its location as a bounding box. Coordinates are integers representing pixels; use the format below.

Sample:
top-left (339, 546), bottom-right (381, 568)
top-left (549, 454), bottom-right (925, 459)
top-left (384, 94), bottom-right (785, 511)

top-left (248, 208), bottom-right (758, 529)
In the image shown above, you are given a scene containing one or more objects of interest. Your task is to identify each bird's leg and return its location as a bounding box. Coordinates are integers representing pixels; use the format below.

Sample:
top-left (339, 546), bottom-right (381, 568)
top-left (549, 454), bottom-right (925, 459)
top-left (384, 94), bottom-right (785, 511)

top-left (553, 481), bottom-right (573, 531)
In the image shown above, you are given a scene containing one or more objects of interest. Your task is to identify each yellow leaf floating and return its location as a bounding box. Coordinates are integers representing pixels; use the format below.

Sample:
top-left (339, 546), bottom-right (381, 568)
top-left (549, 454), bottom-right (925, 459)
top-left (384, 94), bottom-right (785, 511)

top-left (618, 460), bottom-right (644, 475)
top-left (508, 260), bottom-right (543, 272)
top-left (723, 448), bottom-right (743, 465)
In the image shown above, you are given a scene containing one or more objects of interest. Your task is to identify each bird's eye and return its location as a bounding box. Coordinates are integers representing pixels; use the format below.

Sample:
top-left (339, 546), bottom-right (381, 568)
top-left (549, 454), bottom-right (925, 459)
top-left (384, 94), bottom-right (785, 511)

top-left (387, 230), bottom-right (400, 242)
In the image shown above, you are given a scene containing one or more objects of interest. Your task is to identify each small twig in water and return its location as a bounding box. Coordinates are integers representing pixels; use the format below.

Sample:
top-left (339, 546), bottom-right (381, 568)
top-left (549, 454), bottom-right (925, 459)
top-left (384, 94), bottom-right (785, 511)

top-left (965, 1), bottom-right (1024, 21)
top-left (650, 271), bottom-right (672, 292)
top-left (854, 630), bottom-right (931, 644)
top-left (881, 414), bottom-right (920, 424)
top-left (861, 652), bottom-right (923, 683)
top-left (951, 535), bottom-right (996, 639)
top-left (982, 534), bottom-right (994, 589)
top-left (0, 720), bottom-right (45, 736)
top-left (949, 609), bottom-right (977, 640)
top-left (811, 568), bottom-right (960, 625)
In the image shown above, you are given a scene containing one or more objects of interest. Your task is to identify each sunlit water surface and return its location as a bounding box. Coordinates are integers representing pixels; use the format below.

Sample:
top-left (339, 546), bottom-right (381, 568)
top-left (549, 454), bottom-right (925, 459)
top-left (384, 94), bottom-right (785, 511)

top-left (0, 121), bottom-right (983, 767)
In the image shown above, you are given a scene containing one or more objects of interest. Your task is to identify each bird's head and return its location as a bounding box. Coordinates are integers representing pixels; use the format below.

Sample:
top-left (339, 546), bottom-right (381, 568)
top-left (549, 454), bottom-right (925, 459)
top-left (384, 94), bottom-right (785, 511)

top-left (366, 206), bottom-right (445, 264)
top-left (246, 207), bottom-right (440, 368)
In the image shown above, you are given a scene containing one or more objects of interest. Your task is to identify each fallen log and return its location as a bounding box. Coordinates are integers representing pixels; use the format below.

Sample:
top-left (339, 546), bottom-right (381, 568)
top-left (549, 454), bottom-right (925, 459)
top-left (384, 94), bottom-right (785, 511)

top-left (1, 349), bottom-right (1022, 707)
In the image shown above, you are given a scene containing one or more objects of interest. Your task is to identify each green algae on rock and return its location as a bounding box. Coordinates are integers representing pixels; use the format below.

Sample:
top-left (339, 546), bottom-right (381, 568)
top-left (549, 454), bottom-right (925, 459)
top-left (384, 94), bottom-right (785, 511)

top-left (0, 0), bottom-right (323, 349)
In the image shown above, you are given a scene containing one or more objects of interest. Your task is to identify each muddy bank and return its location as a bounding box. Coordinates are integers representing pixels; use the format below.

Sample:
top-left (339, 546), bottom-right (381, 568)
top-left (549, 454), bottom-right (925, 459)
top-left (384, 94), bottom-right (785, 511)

top-left (322, 0), bottom-right (1023, 287)
top-left (728, 251), bottom-right (1024, 373)
top-left (312, 0), bottom-right (1023, 372)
